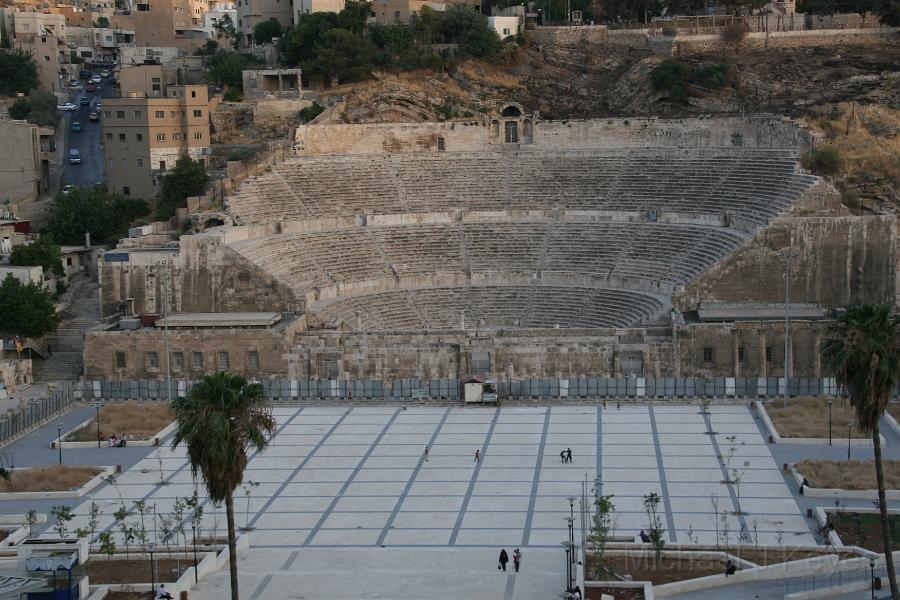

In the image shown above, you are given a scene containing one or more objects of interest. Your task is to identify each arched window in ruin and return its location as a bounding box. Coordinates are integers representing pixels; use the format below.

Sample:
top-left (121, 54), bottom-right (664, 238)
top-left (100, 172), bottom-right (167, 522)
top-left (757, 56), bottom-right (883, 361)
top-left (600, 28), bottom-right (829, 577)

top-left (500, 104), bottom-right (523, 117)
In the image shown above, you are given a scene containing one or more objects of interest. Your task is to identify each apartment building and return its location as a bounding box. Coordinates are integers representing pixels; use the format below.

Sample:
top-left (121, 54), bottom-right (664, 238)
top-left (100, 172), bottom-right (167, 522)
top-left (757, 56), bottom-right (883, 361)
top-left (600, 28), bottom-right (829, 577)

top-left (131, 0), bottom-right (208, 52)
top-left (0, 10), bottom-right (72, 92)
top-left (103, 74), bottom-right (212, 199)
top-left (293, 0), bottom-right (344, 20)
top-left (0, 119), bottom-right (55, 203)
top-left (235, 0), bottom-right (292, 46)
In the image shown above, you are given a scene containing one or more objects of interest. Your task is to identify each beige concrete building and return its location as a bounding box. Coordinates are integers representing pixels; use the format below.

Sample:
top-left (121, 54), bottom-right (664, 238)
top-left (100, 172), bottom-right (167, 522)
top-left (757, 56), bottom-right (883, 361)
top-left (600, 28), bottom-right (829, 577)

top-left (293, 0), bottom-right (344, 20)
top-left (1, 10), bottom-right (72, 92)
top-left (235, 0), bottom-right (292, 46)
top-left (132, 0), bottom-right (208, 52)
top-left (103, 73), bottom-right (212, 198)
top-left (0, 119), bottom-right (55, 203)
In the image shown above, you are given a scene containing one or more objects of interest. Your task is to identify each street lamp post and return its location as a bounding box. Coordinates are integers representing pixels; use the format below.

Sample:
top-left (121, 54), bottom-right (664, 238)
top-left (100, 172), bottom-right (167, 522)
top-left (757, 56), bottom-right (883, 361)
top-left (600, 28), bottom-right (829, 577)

top-left (57, 425), bottom-right (62, 464)
top-left (94, 403), bottom-right (101, 449)
top-left (192, 520), bottom-right (199, 584)
top-left (848, 420), bottom-right (853, 461)
top-left (828, 399), bottom-right (833, 446)
top-left (567, 496), bottom-right (577, 564)
top-left (148, 543), bottom-right (156, 592)
top-left (870, 558), bottom-right (876, 599)
top-left (561, 541), bottom-right (572, 592)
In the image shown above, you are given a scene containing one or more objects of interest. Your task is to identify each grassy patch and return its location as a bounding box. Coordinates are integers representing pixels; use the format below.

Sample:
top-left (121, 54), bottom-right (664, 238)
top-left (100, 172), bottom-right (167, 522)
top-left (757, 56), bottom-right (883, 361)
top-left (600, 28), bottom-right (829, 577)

top-left (0, 465), bottom-right (102, 493)
top-left (830, 512), bottom-right (900, 554)
top-left (66, 402), bottom-right (173, 442)
top-left (766, 397), bottom-right (868, 439)
top-left (796, 459), bottom-right (900, 491)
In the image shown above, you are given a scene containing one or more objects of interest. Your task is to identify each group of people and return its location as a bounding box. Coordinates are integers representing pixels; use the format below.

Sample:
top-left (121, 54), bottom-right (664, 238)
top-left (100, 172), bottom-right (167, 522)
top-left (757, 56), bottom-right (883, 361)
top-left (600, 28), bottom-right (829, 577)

top-left (560, 447), bottom-right (573, 463)
top-left (103, 432), bottom-right (128, 448)
top-left (497, 547), bottom-right (522, 572)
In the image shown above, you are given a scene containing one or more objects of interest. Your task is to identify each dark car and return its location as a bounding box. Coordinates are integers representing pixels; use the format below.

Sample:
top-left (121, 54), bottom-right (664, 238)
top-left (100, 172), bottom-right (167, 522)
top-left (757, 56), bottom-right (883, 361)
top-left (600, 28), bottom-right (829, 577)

top-left (89, 111), bottom-right (100, 122)
top-left (79, 70), bottom-right (92, 79)
top-left (80, 97), bottom-right (90, 106)
top-left (71, 121), bottom-right (82, 133)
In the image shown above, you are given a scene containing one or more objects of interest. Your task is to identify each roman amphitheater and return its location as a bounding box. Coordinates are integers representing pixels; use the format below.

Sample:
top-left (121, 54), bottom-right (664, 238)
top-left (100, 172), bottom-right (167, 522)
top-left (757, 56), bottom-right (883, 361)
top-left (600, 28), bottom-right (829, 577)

top-left (90, 108), bottom-right (897, 386)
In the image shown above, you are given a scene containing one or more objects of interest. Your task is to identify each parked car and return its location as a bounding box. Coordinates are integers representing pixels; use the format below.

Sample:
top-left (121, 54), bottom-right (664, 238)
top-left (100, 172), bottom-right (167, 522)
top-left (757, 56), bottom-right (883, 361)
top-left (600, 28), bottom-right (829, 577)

top-left (56, 103), bottom-right (77, 111)
top-left (95, 103), bottom-right (102, 111)
top-left (89, 111), bottom-right (100, 122)
top-left (68, 149), bottom-right (81, 164)
top-left (71, 121), bottom-right (81, 133)
top-left (100, 69), bottom-right (110, 78)
top-left (80, 97), bottom-right (90, 106)
top-left (91, 75), bottom-right (102, 83)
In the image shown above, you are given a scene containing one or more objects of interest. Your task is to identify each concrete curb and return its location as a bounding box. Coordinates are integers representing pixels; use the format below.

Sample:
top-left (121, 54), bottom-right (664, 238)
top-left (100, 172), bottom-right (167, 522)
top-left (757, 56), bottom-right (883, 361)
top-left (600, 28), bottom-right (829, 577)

top-left (789, 463), bottom-right (900, 501)
top-left (85, 550), bottom-right (218, 599)
top-left (52, 420), bottom-right (176, 449)
top-left (0, 465), bottom-right (114, 501)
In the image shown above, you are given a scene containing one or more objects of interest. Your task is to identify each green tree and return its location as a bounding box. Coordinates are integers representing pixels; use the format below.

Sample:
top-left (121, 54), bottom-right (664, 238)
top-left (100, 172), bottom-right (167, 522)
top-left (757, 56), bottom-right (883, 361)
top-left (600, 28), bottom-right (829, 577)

top-left (303, 28), bottom-right (376, 85)
top-left (0, 275), bottom-right (60, 339)
top-left (874, 0), bottom-right (900, 26)
top-left (278, 12), bottom-right (340, 66)
top-left (0, 50), bottom-right (39, 96)
top-left (50, 505), bottom-right (74, 538)
top-left (643, 492), bottom-right (666, 568)
top-left (213, 13), bottom-right (239, 49)
top-left (7, 89), bottom-right (58, 127)
top-left (171, 372), bottom-right (277, 600)
top-left (462, 15), bottom-right (501, 59)
top-left (298, 101), bottom-right (324, 123)
top-left (95, 16), bottom-right (110, 27)
top-left (252, 18), bottom-right (283, 45)
top-left (650, 60), bottom-right (691, 103)
top-left (801, 145), bottom-right (842, 177)
top-left (157, 156), bottom-right (209, 220)
top-left (822, 304), bottom-right (900, 599)
top-left (205, 50), bottom-right (258, 89)
top-left (9, 234), bottom-right (63, 277)
top-left (46, 187), bottom-right (149, 245)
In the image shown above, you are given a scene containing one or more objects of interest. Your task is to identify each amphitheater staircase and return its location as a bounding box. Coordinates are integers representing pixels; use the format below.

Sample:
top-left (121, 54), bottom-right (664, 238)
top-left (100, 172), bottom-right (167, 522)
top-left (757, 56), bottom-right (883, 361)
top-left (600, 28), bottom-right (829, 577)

top-left (32, 278), bottom-right (100, 382)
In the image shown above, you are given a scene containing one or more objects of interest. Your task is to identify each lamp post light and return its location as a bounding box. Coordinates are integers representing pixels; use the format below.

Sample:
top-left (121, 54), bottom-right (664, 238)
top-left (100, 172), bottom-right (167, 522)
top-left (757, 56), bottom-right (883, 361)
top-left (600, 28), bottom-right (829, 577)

top-left (57, 425), bottom-right (62, 464)
top-left (148, 543), bottom-right (156, 592)
top-left (828, 399), bottom-right (833, 447)
top-left (870, 558), bottom-right (876, 599)
top-left (567, 496), bottom-right (577, 564)
top-left (191, 519), bottom-right (199, 584)
top-left (93, 403), bottom-right (102, 449)
top-left (848, 420), bottom-right (853, 461)
top-left (561, 541), bottom-right (573, 592)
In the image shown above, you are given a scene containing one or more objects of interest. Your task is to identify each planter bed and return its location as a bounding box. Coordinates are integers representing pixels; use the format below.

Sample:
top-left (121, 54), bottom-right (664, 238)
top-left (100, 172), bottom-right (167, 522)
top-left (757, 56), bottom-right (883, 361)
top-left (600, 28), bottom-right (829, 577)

top-left (56, 402), bottom-right (174, 449)
top-left (757, 399), bottom-right (878, 446)
top-left (0, 465), bottom-right (113, 500)
top-left (790, 460), bottom-right (900, 501)
top-left (87, 558), bottom-right (189, 585)
top-left (586, 552), bottom-right (728, 586)
top-left (586, 584), bottom-right (646, 600)
top-left (104, 593), bottom-right (152, 600)
top-left (829, 512), bottom-right (900, 554)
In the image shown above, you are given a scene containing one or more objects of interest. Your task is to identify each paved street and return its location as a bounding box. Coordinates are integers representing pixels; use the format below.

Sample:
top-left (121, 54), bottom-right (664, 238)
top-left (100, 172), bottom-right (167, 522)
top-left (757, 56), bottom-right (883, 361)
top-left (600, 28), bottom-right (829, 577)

top-left (58, 73), bottom-right (113, 190)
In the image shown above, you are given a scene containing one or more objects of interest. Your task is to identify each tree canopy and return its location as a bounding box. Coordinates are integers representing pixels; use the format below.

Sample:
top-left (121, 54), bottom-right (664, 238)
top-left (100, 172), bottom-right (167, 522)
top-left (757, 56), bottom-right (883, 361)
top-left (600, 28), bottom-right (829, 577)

top-left (0, 50), bottom-right (38, 96)
top-left (156, 156), bottom-right (209, 220)
top-left (204, 50), bottom-right (260, 90)
top-left (8, 89), bottom-right (58, 127)
top-left (0, 275), bottom-right (60, 339)
top-left (46, 187), bottom-right (149, 246)
top-left (9, 235), bottom-right (63, 277)
top-left (252, 18), bottom-right (283, 45)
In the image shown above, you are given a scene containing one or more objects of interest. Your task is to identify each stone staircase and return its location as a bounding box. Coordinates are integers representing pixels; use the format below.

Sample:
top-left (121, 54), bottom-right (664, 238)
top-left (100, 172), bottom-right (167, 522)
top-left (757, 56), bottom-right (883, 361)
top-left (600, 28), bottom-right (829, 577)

top-left (32, 279), bottom-right (100, 382)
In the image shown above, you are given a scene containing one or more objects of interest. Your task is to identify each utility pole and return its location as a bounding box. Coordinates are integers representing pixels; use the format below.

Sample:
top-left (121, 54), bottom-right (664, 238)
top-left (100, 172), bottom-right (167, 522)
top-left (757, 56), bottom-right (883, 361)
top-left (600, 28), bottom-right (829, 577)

top-left (782, 250), bottom-right (797, 408)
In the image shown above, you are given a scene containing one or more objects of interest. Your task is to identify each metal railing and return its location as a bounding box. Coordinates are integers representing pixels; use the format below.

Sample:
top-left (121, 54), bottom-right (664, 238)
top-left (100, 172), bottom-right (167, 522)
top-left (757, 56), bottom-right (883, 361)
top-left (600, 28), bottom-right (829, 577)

top-left (0, 384), bottom-right (74, 447)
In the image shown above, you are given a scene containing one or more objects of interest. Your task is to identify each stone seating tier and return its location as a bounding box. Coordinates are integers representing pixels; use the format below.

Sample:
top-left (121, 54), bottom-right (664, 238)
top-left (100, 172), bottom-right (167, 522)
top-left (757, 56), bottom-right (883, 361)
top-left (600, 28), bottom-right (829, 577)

top-left (225, 149), bottom-right (814, 227)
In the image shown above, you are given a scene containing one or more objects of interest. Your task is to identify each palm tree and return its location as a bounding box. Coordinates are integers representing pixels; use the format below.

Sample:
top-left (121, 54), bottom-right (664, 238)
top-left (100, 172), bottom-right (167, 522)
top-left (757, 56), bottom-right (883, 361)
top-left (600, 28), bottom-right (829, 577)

top-left (171, 372), bottom-right (276, 600)
top-left (822, 303), bottom-right (900, 599)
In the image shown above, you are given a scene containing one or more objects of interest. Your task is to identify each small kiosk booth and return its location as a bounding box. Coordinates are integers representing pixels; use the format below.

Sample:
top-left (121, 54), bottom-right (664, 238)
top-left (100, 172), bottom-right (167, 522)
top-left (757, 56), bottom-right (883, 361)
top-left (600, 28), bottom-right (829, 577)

top-left (463, 375), bottom-right (498, 404)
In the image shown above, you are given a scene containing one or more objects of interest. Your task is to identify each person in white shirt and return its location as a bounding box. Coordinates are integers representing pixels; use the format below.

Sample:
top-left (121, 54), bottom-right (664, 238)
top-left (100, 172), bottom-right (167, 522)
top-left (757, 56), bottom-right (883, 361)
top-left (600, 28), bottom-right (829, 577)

top-left (155, 584), bottom-right (173, 599)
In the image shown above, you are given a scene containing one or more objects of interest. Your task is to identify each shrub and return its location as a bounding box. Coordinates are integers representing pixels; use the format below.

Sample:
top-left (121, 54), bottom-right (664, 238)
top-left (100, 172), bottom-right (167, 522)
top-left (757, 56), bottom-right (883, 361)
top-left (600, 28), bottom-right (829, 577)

top-left (840, 187), bottom-right (861, 211)
top-left (650, 60), bottom-right (691, 103)
top-left (721, 21), bottom-right (749, 54)
top-left (298, 101), bottom-right (324, 123)
top-left (801, 145), bottom-right (843, 176)
top-left (223, 86), bottom-right (242, 102)
top-left (697, 63), bottom-right (734, 89)
top-left (7, 90), bottom-right (58, 126)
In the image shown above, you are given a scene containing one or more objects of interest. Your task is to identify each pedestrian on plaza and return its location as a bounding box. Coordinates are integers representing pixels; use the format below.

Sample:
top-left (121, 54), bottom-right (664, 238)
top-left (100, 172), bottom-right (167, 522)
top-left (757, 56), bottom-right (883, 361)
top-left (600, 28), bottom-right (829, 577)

top-left (513, 547), bottom-right (521, 572)
top-left (603, 399), bottom-right (607, 409)
top-left (616, 401), bottom-right (621, 410)
top-left (566, 448), bottom-right (572, 463)
top-left (155, 583), bottom-right (174, 599)
top-left (639, 529), bottom-right (650, 543)
top-left (118, 433), bottom-right (127, 448)
top-left (725, 559), bottom-right (736, 576)
top-left (108, 434), bottom-right (116, 448)
top-left (474, 449), bottom-right (480, 463)
top-left (423, 445), bottom-right (429, 461)
top-left (560, 450), bottom-right (566, 463)
top-left (498, 549), bottom-right (509, 571)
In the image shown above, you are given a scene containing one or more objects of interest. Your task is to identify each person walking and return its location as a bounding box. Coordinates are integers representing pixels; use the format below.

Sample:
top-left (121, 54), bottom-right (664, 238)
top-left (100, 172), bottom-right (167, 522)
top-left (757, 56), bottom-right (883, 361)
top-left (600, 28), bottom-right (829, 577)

top-left (566, 447), bottom-right (572, 463)
top-left (498, 549), bottom-right (509, 572)
top-left (423, 445), bottom-right (429, 461)
top-left (513, 547), bottom-right (521, 572)
top-left (474, 449), bottom-right (480, 463)
top-left (560, 450), bottom-right (566, 463)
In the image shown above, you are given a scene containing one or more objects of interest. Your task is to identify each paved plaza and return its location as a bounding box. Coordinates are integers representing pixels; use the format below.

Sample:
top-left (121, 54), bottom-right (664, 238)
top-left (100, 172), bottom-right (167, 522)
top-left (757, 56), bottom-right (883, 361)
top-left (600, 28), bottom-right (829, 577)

top-left (31, 403), bottom-right (816, 598)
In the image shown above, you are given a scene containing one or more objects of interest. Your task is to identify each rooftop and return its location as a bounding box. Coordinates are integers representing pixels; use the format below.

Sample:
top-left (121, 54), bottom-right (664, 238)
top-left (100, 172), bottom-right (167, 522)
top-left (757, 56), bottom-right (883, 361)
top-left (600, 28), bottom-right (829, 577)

top-left (154, 312), bottom-right (284, 328)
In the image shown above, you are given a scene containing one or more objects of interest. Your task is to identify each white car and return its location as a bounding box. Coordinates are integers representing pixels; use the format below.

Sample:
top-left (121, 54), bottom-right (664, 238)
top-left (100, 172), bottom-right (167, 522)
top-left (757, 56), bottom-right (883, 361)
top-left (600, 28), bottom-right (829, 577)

top-left (91, 75), bottom-right (102, 83)
top-left (68, 78), bottom-right (79, 87)
top-left (100, 69), bottom-right (110, 78)
top-left (56, 103), bottom-right (77, 111)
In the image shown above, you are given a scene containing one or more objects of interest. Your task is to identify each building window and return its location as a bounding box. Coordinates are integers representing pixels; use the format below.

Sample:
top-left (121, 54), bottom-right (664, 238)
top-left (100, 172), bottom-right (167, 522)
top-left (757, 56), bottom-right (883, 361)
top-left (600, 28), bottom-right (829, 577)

top-left (217, 351), bottom-right (229, 369)
top-left (248, 350), bottom-right (259, 370)
top-left (105, 133), bottom-right (113, 141)
top-left (157, 133), bottom-right (165, 141)
top-left (108, 158), bottom-right (115, 167)
top-left (159, 160), bottom-right (166, 170)
top-left (134, 110), bottom-right (142, 118)
top-left (738, 346), bottom-right (746, 362)
top-left (118, 133), bottom-right (126, 141)
top-left (191, 90), bottom-right (196, 98)
top-left (116, 110), bottom-right (125, 118)
top-left (193, 109), bottom-right (202, 117)
top-left (137, 158), bottom-right (144, 167)
top-left (191, 351), bottom-right (203, 370)
top-left (194, 132), bottom-right (202, 140)
top-left (136, 133), bottom-right (143, 141)
top-left (155, 110), bottom-right (164, 118)
top-left (702, 347), bottom-right (714, 362)
top-left (104, 111), bottom-right (111, 118)
top-left (170, 111), bottom-right (176, 117)
top-left (147, 351), bottom-right (158, 369)
top-left (172, 351), bottom-right (184, 371)
top-left (121, 158), bottom-right (127, 167)
top-left (114, 350), bottom-right (127, 369)
top-left (123, 186), bottom-right (130, 196)
top-left (765, 346), bottom-right (773, 362)
top-left (437, 137), bottom-right (445, 151)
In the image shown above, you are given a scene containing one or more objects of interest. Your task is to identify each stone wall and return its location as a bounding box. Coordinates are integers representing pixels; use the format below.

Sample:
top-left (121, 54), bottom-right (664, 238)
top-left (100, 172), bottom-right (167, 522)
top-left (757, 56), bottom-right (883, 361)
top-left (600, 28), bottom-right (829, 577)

top-left (674, 28), bottom-right (897, 55)
top-left (83, 319), bottom-right (301, 379)
top-left (0, 359), bottom-right (31, 394)
top-left (294, 116), bottom-right (813, 155)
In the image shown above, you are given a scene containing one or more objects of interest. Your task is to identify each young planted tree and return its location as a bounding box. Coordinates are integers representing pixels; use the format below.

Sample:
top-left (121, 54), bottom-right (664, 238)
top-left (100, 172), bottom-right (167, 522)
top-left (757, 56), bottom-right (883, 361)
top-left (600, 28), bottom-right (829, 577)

top-left (822, 303), bottom-right (900, 599)
top-left (50, 505), bottom-right (74, 538)
top-left (642, 492), bottom-right (665, 568)
top-left (172, 372), bottom-right (277, 600)
top-left (98, 532), bottom-right (116, 558)
top-left (113, 506), bottom-right (135, 557)
top-left (87, 501), bottom-right (102, 542)
top-left (588, 477), bottom-right (616, 579)
top-left (241, 480), bottom-right (260, 530)
top-left (25, 510), bottom-right (37, 538)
